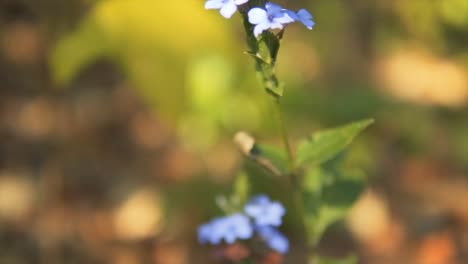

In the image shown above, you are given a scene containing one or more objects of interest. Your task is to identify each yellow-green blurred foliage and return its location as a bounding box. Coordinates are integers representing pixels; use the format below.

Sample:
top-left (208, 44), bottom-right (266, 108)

top-left (50, 0), bottom-right (274, 150)
top-left (396, 0), bottom-right (468, 44)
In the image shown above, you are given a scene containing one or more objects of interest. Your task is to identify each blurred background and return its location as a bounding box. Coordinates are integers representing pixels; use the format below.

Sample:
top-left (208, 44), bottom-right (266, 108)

top-left (0, 0), bottom-right (467, 263)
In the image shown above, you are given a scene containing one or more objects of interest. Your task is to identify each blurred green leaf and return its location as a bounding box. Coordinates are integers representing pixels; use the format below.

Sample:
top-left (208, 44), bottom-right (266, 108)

top-left (50, 18), bottom-right (108, 85)
top-left (231, 172), bottom-right (250, 208)
top-left (296, 119), bottom-right (374, 167)
top-left (310, 255), bottom-right (357, 264)
top-left (253, 144), bottom-right (289, 175)
top-left (234, 131), bottom-right (288, 176)
top-left (50, 0), bottom-right (231, 120)
top-left (303, 164), bottom-right (366, 245)
top-left (439, 0), bottom-right (468, 27)
top-left (188, 55), bottom-right (233, 112)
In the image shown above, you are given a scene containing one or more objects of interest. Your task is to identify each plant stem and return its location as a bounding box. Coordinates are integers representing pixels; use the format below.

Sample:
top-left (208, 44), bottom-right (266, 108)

top-left (272, 98), bottom-right (295, 176)
top-left (273, 97), bottom-right (310, 263)
top-left (240, 9), bottom-right (310, 261)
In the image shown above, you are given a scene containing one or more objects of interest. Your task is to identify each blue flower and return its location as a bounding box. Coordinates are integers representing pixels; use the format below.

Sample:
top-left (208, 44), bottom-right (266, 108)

top-left (248, 2), bottom-right (295, 37)
top-left (256, 226), bottom-right (289, 254)
top-left (198, 213), bottom-right (254, 244)
top-left (276, 7), bottom-right (315, 30)
top-left (294, 9), bottom-right (315, 29)
top-left (198, 222), bottom-right (215, 244)
top-left (205, 0), bottom-right (249, 19)
top-left (244, 195), bottom-right (285, 227)
top-left (198, 195), bottom-right (289, 255)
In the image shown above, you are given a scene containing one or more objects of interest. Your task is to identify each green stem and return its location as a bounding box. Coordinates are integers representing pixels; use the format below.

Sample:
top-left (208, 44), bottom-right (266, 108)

top-left (272, 86), bottom-right (310, 264)
top-left (240, 8), bottom-right (310, 262)
top-left (272, 98), bottom-right (295, 176)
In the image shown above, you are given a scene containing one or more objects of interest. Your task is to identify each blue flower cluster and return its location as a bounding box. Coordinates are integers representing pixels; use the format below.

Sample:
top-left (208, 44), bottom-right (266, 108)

top-left (198, 194), bottom-right (289, 254)
top-left (205, 0), bottom-right (314, 37)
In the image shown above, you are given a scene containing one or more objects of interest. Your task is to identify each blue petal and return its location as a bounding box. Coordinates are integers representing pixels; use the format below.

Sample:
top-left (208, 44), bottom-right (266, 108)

top-left (265, 2), bottom-right (283, 15)
top-left (297, 9), bottom-right (314, 29)
top-left (220, 1), bottom-right (238, 18)
top-left (224, 231), bottom-right (237, 244)
top-left (302, 19), bottom-right (315, 29)
top-left (298, 9), bottom-right (313, 20)
top-left (274, 14), bottom-right (294, 24)
top-left (267, 232), bottom-right (289, 253)
top-left (205, 0), bottom-right (224, 10)
top-left (198, 223), bottom-right (212, 243)
top-left (245, 195), bottom-right (285, 227)
top-left (256, 226), bottom-right (289, 254)
top-left (251, 194), bottom-right (270, 204)
top-left (248, 8), bottom-right (268, 24)
top-left (253, 23), bottom-right (270, 37)
top-left (234, 0), bottom-right (249, 5)
top-left (284, 9), bottom-right (299, 21)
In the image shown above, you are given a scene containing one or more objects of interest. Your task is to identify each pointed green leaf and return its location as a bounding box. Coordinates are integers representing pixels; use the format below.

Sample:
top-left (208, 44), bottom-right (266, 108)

top-left (296, 119), bottom-right (374, 167)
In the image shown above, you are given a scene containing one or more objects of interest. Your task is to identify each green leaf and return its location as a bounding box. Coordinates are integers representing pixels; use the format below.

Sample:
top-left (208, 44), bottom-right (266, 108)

top-left (310, 255), bottom-right (358, 264)
top-left (257, 31), bottom-right (280, 64)
top-left (50, 0), bottom-right (231, 121)
top-left (240, 6), bottom-right (283, 98)
top-left (303, 166), bottom-right (366, 245)
top-left (253, 144), bottom-right (288, 174)
top-left (256, 63), bottom-right (283, 97)
top-left (234, 132), bottom-right (287, 176)
top-left (296, 119), bottom-right (374, 167)
top-left (255, 32), bottom-right (283, 97)
top-left (231, 172), bottom-right (250, 207)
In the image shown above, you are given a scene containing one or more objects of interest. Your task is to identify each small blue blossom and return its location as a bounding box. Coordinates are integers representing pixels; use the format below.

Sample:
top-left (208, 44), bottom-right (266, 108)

top-left (248, 2), bottom-right (295, 37)
top-left (205, 0), bottom-right (249, 19)
top-left (198, 222), bottom-right (214, 243)
top-left (244, 195), bottom-right (285, 227)
top-left (198, 195), bottom-right (289, 255)
top-left (295, 9), bottom-right (315, 29)
top-left (198, 213), bottom-right (253, 244)
top-left (256, 226), bottom-right (289, 254)
top-left (247, 2), bottom-right (315, 36)
top-left (280, 9), bottom-right (315, 30)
